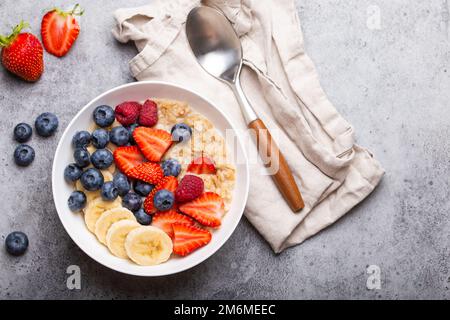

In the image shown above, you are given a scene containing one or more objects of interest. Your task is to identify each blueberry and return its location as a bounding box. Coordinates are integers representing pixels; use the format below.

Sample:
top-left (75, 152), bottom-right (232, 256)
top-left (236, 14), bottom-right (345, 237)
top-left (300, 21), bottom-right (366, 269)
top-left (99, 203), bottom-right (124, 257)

top-left (64, 163), bottom-right (83, 182)
top-left (93, 105), bottom-right (115, 128)
top-left (35, 112), bottom-right (58, 137)
top-left (13, 123), bottom-right (32, 143)
top-left (14, 144), bottom-right (35, 167)
top-left (72, 131), bottom-right (91, 148)
top-left (91, 128), bottom-right (110, 149)
top-left (122, 192), bottom-right (142, 212)
top-left (68, 191), bottom-right (87, 211)
top-left (153, 190), bottom-right (174, 211)
top-left (134, 208), bottom-right (152, 225)
top-left (80, 168), bottom-right (104, 191)
top-left (161, 158), bottom-right (181, 177)
top-left (127, 123), bottom-right (138, 145)
top-left (74, 148), bottom-right (90, 168)
top-left (5, 231), bottom-right (29, 256)
top-left (110, 126), bottom-right (130, 146)
top-left (171, 123), bottom-right (192, 142)
top-left (133, 180), bottom-right (154, 197)
top-left (101, 181), bottom-right (119, 201)
top-left (113, 173), bottom-right (131, 196)
top-left (90, 149), bottom-right (113, 170)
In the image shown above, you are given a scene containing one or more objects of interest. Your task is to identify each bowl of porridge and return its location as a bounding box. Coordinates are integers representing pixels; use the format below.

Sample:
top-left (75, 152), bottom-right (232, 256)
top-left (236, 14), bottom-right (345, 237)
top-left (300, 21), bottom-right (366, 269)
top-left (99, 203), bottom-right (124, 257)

top-left (52, 81), bottom-right (249, 276)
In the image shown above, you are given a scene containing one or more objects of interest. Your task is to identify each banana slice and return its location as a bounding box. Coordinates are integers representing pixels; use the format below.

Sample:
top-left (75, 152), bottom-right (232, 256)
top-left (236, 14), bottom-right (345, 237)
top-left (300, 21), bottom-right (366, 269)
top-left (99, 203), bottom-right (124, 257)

top-left (94, 207), bottom-right (136, 244)
top-left (106, 220), bottom-right (140, 259)
top-left (84, 197), bottom-right (122, 233)
top-left (125, 226), bottom-right (173, 266)
top-left (76, 170), bottom-right (113, 203)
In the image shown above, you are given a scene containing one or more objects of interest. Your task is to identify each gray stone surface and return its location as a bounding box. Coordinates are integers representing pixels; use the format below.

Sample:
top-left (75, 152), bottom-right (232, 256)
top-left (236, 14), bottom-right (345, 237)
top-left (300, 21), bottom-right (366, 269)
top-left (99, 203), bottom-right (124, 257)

top-left (0, 0), bottom-right (448, 299)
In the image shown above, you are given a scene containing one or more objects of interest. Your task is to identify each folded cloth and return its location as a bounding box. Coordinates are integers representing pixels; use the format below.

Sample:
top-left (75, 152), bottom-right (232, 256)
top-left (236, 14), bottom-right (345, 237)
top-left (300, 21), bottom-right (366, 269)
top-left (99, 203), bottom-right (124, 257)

top-left (112, 0), bottom-right (385, 253)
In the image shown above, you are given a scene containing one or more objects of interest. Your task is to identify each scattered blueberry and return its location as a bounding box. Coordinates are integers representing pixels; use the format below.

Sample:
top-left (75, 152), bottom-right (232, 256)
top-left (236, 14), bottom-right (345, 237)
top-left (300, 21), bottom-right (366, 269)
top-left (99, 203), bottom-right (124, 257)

top-left (5, 231), bottom-right (29, 256)
top-left (74, 147), bottom-right (90, 168)
top-left (110, 126), bottom-right (130, 146)
top-left (101, 181), bottom-right (119, 201)
top-left (93, 105), bottom-right (115, 128)
top-left (127, 123), bottom-right (138, 145)
top-left (134, 208), bottom-right (152, 225)
top-left (122, 192), bottom-right (142, 212)
top-left (80, 168), bottom-right (104, 191)
top-left (113, 173), bottom-right (131, 196)
top-left (153, 190), bottom-right (175, 211)
top-left (64, 163), bottom-right (83, 182)
top-left (133, 180), bottom-right (154, 197)
top-left (91, 128), bottom-right (110, 149)
top-left (68, 191), bottom-right (87, 211)
top-left (35, 112), bottom-right (58, 137)
top-left (72, 131), bottom-right (91, 148)
top-left (90, 149), bottom-right (113, 170)
top-left (171, 123), bottom-right (192, 142)
top-left (14, 144), bottom-right (35, 167)
top-left (13, 123), bottom-right (32, 143)
top-left (161, 158), bottom-right (181, 177)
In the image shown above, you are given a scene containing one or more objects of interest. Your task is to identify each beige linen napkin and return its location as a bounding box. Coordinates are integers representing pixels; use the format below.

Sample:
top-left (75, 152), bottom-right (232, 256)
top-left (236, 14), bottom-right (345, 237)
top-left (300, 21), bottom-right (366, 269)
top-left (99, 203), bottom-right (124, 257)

top-left (112, 0), bottom-right (385, 253)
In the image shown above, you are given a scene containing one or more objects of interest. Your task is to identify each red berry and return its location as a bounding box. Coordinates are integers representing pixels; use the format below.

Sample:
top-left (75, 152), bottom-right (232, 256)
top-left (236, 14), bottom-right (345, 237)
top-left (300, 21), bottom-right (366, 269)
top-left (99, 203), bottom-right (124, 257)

top-left (127, 162), bottom-right (164, 184)
top-left (113, 146), bottom-right (145, 175)
top-left (133, 127), bottom-right (172, 162)
top-left (172, 223), bottom-right (212, 256)
top-left (0, 22), bottom-right (43, 82)
top-left (138, 99), bottom-right (158, 127)
top-left (41, 4), bottom-right (83, 57)
top-left (152, 210), bottom-right (194, 238)
top-left (175, 175), bottom-right (204, 203)
top-left (187, 155), bottom-right (217, 174)
top-left (179, 192), bottom-right (225, 228)
top-left (115, 101), bottom-right (141, 126)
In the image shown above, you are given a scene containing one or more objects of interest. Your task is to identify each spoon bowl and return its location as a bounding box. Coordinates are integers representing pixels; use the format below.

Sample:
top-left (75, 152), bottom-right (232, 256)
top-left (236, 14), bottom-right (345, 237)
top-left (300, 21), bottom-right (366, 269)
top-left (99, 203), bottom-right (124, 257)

top-left (186, 7), bottom-right (242, 83)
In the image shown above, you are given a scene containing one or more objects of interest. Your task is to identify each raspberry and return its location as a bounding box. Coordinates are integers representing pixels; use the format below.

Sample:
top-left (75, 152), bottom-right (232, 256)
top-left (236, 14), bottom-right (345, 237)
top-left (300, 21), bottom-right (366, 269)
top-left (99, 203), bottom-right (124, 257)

top-left (115, 101), bottom-right (141, 126)
top-left (175, 175), bottom-right (204, 203)
top-left (138, 99), bottom-right (158, 127)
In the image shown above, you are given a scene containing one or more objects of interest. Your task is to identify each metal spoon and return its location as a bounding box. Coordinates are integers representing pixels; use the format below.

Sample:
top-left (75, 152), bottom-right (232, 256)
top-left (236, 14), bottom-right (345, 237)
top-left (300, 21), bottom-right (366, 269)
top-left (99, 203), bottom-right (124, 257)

top-left (186, 6), bottom-right (304, 212)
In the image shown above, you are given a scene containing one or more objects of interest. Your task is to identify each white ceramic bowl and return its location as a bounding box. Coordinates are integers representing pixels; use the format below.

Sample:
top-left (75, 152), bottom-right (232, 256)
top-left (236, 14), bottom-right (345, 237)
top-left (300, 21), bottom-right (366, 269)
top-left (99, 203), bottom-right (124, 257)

top-left (52, 81), bottom-right (249, 276)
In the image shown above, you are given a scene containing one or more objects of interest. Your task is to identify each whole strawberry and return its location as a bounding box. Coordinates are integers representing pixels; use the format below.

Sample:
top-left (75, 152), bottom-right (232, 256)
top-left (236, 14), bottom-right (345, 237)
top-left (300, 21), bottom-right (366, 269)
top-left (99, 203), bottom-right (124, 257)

top-left (0, 21), bottom-right (44, 82)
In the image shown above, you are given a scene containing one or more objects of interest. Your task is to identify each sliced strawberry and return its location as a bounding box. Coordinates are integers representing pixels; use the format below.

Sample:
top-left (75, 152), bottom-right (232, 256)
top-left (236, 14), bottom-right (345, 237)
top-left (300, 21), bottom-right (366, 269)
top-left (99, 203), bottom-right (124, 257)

top-left (172, 223), bottom-right (212, 256)
top-left (41, 4), bottom-right (83, 57)
top-left (143, 189), bottom-right (157, 214)
top-left (152, 210), bottom-right (194, 238)
top-left (133, 127), bottom-right (172, 162)
top-left (143, 176), bottom-right (179, 214)
top-left (187, 155), bottom-right (217, 174)
top-left (113, 146), bottom-right (146, 175)
top-left (179, 192), bottom-right (225, 228)
top-left (157, 175), bottom-right (179, 192)
top-left (127, 162), bottom-right (163, 184)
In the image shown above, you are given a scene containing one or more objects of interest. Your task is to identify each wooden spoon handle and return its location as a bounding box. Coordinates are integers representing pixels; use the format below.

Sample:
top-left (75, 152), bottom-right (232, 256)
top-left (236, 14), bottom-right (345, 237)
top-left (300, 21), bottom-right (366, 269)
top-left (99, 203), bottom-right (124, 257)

top-left (248, 119), bottom-right (305, 212)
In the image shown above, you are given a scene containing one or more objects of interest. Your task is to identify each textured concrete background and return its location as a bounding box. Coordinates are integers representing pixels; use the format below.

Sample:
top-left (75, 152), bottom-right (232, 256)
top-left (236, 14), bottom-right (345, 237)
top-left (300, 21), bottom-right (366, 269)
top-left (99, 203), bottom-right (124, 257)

top-left (0, 0), bottom-right (449, 299)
